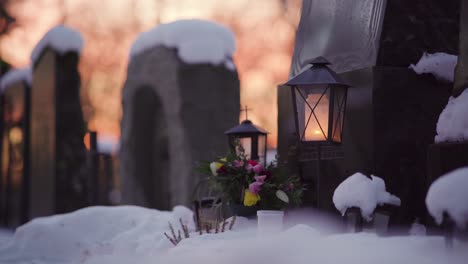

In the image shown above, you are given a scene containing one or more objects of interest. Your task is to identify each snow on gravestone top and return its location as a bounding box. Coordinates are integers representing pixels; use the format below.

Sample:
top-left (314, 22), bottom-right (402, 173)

top-left (129, 19), bottom-right (236, 70)
top-left (409, 52), bottom-right (468, 143)
top-left (409, 52), bottom-right (457, 82)
top-left (0, 67), bottom-right (32, 92)
top-left (426, 167), bottom-right (468, 229)
top-left (30, 25), bottom-right (84, 63)
top-left (435, 89), bottom-right (468, 143)
top-left (332, 173), bottom-right (401, 221)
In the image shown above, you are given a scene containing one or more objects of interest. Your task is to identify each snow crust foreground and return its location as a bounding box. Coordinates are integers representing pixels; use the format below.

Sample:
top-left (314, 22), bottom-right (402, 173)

top-left (31, 25), bottom-right (84, 63)
top-left (435, 89), bottom-right (468, 143)
top-left (0, 67), bottom-right (32, 92)
top-left (130, 19), bottom-right (236, 69)
top-left (333, 173), bottom-right (401, 221)
top-left (426, 167), bottom-right (468, 228)
top-left (409, 52), bottom-right (457, 82)
top-left (1, 206), bottom-right (467, 264)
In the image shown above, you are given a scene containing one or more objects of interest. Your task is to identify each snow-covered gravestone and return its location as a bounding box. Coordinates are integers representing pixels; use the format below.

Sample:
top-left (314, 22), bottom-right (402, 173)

top-left (120, 20), bottom-right (240, 210)
top-left (29, 25), bottom-right (88, 219)
top-left (0, 67), bottom-right (31, 226)
top-left (412, 52), bottom-right (468, 195)
top-left (426, 167), bottom-right (468, 230)
top-left (333, 173), bottom-right (401, 234)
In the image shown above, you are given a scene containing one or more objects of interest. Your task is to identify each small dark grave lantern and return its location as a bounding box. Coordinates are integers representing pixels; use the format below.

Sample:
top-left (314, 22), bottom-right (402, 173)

top-left (283, 56), bottom-right (350, 144)
top-left (225, 107), bottom-right (268, 165)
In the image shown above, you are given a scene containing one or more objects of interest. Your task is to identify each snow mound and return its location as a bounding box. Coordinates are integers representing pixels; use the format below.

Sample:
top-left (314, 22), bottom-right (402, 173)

top-left (0, 229), bottom-right (13, 247)
top-left (130, 19), bottom-right (236, 68)
top-left (426, 167), bottom-right (468, 229)
top-left (98, 136), bottom-right (120, 154)
top-left (0, 67), bottom-right (32, 91)
top-left (333, 173), bottom-right (401, 221)
top-left (0, 205), bottom-right (194, 263)
top-left (2, 207), bottom-right (468, 264)
top-left (435, 89), bottom-right (468, 143)
top-left (409, 52), bottom-right (457, 82)
top-left (31, 25), bottom-right (84, 62)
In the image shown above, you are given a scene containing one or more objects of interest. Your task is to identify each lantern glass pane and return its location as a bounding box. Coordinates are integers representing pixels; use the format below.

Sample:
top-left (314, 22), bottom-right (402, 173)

top-left (296, 86), bottom-right (330, 141)
top-left (237, 137), bottom-right (252, 159)
top-left (332, 87), bottom-right (346, 142)
top-left (258, 135), bottom-right (266, 164)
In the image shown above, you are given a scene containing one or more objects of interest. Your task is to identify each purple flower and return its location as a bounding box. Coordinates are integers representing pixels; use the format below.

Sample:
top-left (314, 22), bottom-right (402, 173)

top-left (254, 175), bottom-right (267, 183)
top-left (233, 160), bottom-right (244, 168)
top-left (249, 181), bottom-right (263, 194)
top-left (253, 164), bottom-right (264, 175)
top-left (246, 164), bottom-right (254, 172)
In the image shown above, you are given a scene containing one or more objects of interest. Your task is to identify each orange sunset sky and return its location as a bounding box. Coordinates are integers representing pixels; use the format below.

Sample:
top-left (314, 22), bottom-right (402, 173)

top-left (0, 0), bottom-right (302, 147)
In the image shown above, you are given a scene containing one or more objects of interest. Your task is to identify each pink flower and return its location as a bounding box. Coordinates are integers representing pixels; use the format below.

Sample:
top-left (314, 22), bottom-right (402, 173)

top-left (246, 164), bottom-right (253, 172)
top-left (254, 175), bottom-right (267, 183)
top-left (233, 160), bottom-right (244, 168)
top-left (249, 181), bottom-right (263, 194)
top-left (253, 164), bottom-right (264, 175)
top-left (217, 165), bottom-right (226, 174)
top-left (248, 160), bottom-right (258, 166)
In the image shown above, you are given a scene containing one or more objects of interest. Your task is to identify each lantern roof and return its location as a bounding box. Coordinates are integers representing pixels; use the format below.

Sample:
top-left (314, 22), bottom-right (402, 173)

top-left (283, 56), bottom-right (350, 87)
top-left (224, 120), bottom-right (268, 135)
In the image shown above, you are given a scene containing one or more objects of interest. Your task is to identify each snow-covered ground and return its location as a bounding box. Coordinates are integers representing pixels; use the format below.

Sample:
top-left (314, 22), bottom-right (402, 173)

top-left (0, 229), bottom-right (13, 247)
top-left (0, 206), bottom-right (466, 264)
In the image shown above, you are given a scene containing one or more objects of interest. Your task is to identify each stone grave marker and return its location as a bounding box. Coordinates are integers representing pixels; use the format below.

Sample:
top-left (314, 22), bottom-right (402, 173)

top-left (29, 26), bottom-right (87, 219)
top-left (280, 0), bottom-right (459, 224)
top-left (0, 68), bottom-right (31, 226)
top-left (120, 20), bottom-right (240, 210)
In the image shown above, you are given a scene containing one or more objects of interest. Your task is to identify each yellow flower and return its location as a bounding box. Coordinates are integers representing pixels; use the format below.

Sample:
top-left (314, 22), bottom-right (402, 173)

top-left (220, 157), bottom-right (227, 162)
top-left (243, 190), bottom-right (260, 206)
top-left (210, 162), bottom-right (223, 176)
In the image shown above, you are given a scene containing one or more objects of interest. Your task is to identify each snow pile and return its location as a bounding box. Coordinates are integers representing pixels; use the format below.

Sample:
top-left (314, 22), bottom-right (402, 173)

top-left (435, 89), bottom-right (468, 143)
top-left (1, 206), bottom-right (468, 264)
top-left (409, 52), bottom-right (457, 82)
top-left (130, 19), bottom-right (236, 69)
top-left (409, 220), bottom-right (427, 236)
top-left (0, 67), bottom-right (32, 92)
top-left (0, 206), bottom-right (194, 263)
top-left (333, 173), bottom-right (401, 221)
top-left (0, 229), bottom-right (13, 247)
top-left (31, 25), bottom-right (84, 63)
top-left (426, 167), bottom-right (468, 228)
top-left (98, 136), bottom-right (120, 154)
top-left (156, 226), bottom-right (465, 264)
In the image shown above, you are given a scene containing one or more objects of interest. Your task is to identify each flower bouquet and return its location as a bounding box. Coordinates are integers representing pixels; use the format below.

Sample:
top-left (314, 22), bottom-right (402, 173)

top-left (197, 145), bottom-right (304, 215)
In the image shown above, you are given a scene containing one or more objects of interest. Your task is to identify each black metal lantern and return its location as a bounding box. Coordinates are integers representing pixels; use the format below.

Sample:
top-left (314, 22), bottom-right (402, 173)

top-left (283, 56), bottom-right (350, 144)
top-left (225, 118), bottom-right (268, 165)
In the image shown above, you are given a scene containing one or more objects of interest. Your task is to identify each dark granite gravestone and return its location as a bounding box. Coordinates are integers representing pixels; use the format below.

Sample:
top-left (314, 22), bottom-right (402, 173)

top-left (29, 48), bottom-right (87, 219)
top-left (279, 0), bottom-right (459, 225)
top-left (424, 1), bottom-right (468, 228)
top-left (0, 77), bottom-right (30, 227)
top-left (120, 46), bottom-right (240, 210)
